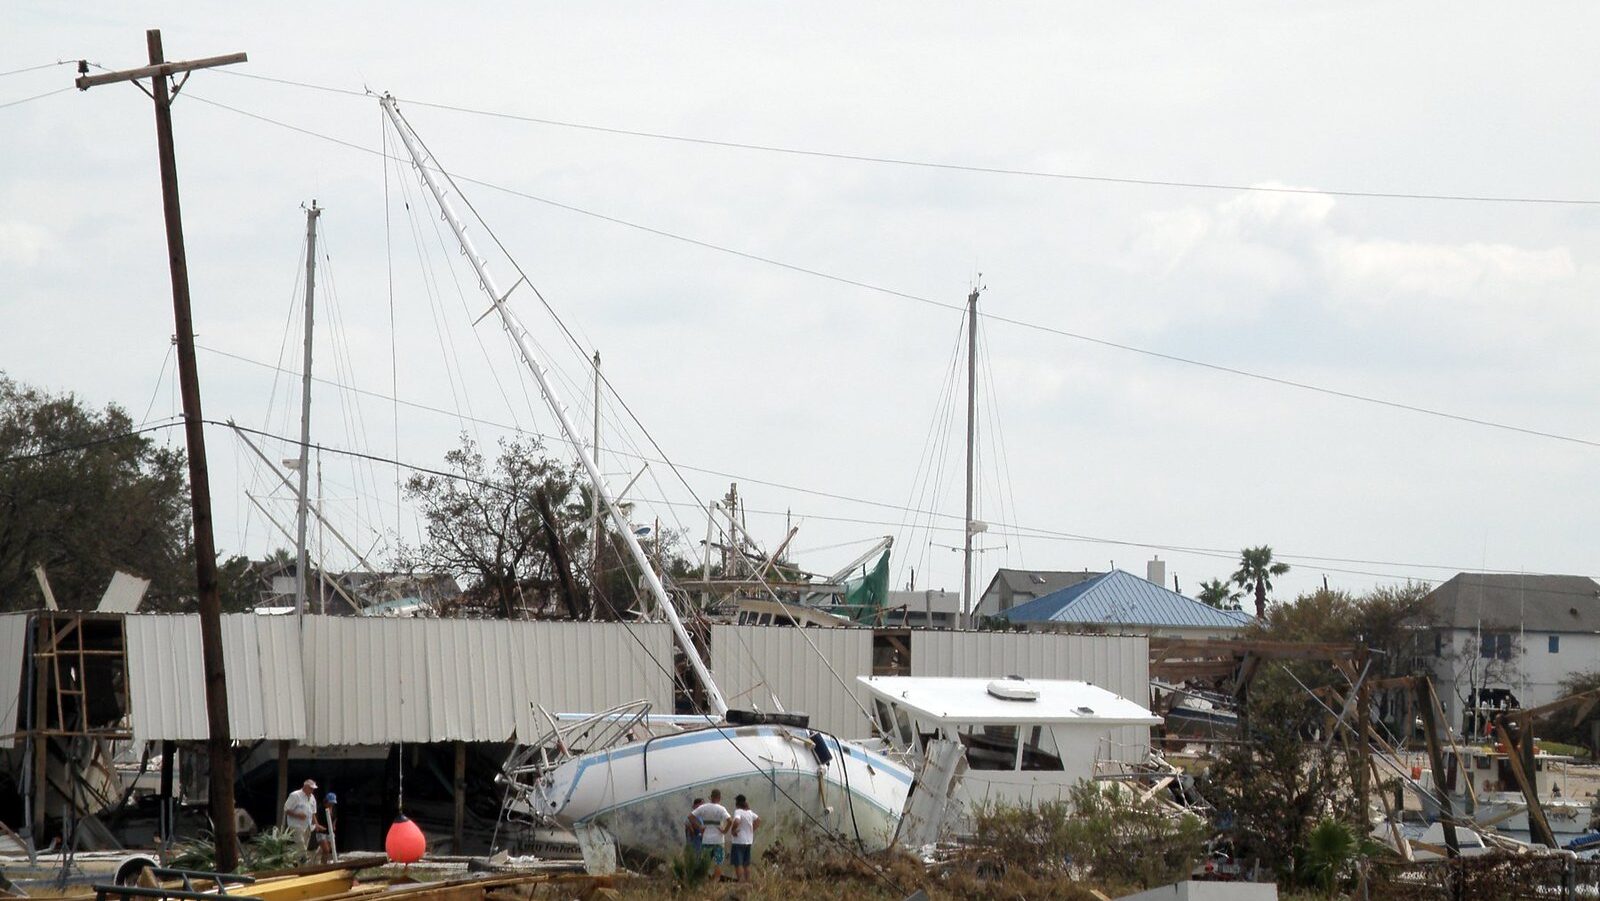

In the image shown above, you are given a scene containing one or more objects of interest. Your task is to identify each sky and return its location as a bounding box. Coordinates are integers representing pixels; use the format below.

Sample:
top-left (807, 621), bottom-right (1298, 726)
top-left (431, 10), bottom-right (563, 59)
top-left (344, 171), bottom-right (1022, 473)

top-left (2, 3), bottom-right (1598, 611)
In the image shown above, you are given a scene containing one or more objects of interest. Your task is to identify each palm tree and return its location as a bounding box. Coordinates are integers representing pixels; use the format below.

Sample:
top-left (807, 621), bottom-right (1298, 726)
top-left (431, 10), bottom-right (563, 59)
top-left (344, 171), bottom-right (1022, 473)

top-left (1231, 545), bottom-right (1289, 619)
top-left (1197, 578), bottom-right (1239, 610)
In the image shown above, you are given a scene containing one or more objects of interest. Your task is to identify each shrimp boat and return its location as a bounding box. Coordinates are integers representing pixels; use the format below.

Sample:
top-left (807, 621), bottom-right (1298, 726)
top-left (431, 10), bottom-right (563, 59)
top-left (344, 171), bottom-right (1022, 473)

top-left (379, 97), bottom-right (926, 865)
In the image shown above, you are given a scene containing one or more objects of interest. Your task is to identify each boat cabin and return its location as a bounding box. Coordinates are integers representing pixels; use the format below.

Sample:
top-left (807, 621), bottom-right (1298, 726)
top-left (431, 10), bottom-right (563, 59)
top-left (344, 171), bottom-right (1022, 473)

top-left (858, 675), bottom-right (1161, 810)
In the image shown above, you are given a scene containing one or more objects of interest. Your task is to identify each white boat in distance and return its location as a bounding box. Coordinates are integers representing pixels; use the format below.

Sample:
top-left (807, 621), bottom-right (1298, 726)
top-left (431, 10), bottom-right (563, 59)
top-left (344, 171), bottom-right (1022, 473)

top-left (379, 96), bottom-right (925, 864)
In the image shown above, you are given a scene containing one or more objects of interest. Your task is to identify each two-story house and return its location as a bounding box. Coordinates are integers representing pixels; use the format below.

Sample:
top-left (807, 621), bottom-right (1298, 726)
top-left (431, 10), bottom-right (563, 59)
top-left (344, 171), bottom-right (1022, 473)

top-left (1421, 573), bottom-right (1600, 736)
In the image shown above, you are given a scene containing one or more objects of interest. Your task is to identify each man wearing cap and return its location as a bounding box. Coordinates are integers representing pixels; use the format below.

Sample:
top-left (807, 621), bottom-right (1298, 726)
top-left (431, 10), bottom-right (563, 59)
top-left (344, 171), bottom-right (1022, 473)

top-left (283, 779), bottom-right (328, 859)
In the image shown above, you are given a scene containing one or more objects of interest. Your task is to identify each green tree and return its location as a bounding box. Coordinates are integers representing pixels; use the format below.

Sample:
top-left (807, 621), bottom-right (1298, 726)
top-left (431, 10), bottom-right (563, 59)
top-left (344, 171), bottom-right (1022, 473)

top-left (1545, 670), bottom-right (1600, 757)
top-left (398, 434), bottom-right (584, 619)
top-left (0, 374), bottom-right (192, 611)
top-left (1231, 545), bottom-right (1289, 618)
top-left (1197, 578), bottom-right (1240, 610)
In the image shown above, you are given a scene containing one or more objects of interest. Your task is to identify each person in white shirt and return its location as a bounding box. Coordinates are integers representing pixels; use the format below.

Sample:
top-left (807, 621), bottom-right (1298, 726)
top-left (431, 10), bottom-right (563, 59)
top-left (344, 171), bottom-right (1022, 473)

top-left (282, 779), bottom-right (329, 861)
top-left (728, 794), bottom-right (761, 882)
top-left (690, 789), bottom-right (731, 878)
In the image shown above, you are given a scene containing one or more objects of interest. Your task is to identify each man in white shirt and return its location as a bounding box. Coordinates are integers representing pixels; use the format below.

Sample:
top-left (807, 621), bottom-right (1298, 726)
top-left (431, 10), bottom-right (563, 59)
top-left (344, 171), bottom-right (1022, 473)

top-left (690, 789), bottom-right (730, 878)
top-left (283, 779), bottom-right (328, 860)
top-left (728, 794), bottom-right (761, 882)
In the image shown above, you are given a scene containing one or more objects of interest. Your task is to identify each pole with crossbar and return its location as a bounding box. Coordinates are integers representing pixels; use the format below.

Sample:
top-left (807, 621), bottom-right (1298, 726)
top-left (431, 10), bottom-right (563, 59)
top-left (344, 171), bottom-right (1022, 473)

top-left (74, 29), bottom-right (248, 871)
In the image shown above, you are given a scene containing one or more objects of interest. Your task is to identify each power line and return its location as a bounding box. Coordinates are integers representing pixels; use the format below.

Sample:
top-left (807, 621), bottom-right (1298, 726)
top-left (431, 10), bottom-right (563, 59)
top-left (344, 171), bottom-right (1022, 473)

top-left (213, 70), bottom-right (1600, 207)
top-left (183, 94), bottom-right (1600, 453)
top-left (0, 61), bottom-right (75, 79)
top-left (0, 86), bottom-right (73, 111)
top-left (202, 408), bottom-right (1569, 587)
top-left (0, 417), bottom-right (184, 464)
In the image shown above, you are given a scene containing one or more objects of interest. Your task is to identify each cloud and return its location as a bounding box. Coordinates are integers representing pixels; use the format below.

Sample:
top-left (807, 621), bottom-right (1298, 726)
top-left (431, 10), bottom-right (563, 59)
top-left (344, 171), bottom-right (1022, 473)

top-left (0, 221), bottom-right (51, 266)
top-left (1122, 184), bottom-right (1586, 350)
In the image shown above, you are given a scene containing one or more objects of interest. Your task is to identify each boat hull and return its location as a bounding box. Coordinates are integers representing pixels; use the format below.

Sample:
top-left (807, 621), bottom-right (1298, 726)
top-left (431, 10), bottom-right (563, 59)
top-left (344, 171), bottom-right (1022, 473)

top-left (536, 725), bottom-right (912, 859)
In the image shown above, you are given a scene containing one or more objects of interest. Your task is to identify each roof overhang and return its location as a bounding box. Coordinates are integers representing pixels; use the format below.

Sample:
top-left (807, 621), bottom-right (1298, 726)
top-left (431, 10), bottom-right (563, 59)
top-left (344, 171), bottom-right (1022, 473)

top-left (858, 675), bottom-right (1161, 727)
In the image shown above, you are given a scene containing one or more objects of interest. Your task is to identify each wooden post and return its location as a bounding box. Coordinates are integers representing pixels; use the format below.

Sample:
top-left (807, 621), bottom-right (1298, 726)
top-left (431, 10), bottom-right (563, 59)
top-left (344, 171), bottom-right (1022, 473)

top-left (452, 741), bottom-right (467, 852)
top-left (73, 31), bottom-right (249, 870)
top-left (1417, 677), bottom-right (1460, 858)
top-left (1499, 716), bottom-right (1558, 848)
top-left (276, 741), bottom-right (291, 826)
top-left (158, 740), bottom-right (175, 847)
top-left (30, 616), bottom-right (50, 841)
top-left (1355, 680), bottom-right (1371, 819)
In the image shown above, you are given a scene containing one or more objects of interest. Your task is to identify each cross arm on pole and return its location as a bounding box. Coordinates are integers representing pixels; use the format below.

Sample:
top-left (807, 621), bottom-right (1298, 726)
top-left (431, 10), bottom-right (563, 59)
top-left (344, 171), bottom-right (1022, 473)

top-left (75, 52), bottom-right (247, 91)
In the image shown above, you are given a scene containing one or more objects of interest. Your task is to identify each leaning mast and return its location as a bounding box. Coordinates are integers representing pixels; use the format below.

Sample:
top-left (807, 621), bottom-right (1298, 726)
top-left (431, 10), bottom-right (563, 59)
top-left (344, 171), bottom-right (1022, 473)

top-left (379, 96), bottom-right (729, 716)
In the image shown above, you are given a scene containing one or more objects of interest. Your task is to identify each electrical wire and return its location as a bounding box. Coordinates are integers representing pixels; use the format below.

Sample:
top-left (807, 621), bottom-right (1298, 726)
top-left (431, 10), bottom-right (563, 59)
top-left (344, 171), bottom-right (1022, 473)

top-left (212, 70), bottom-right (1600, 207)
top-left (0, 86), bottom-right (73, 111)
top-left (193, 343), bottom-right (1579, 583)
top-left (0, 418), bottom-right (184, 464)
top-left (181, 93), bottom-right (1600, 453)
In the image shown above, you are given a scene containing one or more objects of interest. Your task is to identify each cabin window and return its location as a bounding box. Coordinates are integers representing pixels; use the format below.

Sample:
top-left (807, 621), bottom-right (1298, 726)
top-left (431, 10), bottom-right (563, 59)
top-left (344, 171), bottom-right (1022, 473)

top-left (957, 724), bottom-right (1020, 771)
top-left (873, 700), bottom-right (914, 748)
top-left (1549, 635), bottom-right (1560, 654)
top-left (1020, 725), bottom-right (1065, 771)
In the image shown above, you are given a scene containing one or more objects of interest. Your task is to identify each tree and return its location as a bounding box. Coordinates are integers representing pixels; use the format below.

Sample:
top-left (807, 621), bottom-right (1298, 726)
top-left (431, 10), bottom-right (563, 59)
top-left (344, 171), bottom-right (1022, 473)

top-left (398, 434), bottom-right (586, 619)
top-left (1232, 545), bottom-right (1289, 619)
top-left (1546, 670), bottom-right (1600, 757)
top-left (1197, 578), bottom-right (1241, 610)
top-left (0, 374), bottom-right (193, 611)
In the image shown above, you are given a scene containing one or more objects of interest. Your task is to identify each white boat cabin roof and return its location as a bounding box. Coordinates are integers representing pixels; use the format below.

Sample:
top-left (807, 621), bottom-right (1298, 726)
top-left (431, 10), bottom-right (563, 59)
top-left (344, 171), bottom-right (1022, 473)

top-left (858, 675), bottom-right (1160, 727)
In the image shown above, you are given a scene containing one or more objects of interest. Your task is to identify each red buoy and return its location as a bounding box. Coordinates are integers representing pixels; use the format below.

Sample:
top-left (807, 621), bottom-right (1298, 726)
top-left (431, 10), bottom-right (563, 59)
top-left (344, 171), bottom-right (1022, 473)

top-left (385, 814), bottom-right (426, 863)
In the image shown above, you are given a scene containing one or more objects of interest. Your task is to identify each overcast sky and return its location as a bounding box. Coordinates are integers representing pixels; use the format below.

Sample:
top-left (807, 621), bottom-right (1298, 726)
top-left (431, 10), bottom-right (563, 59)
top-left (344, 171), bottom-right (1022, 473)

top-left (3, 3), bottom-right (1597, 609)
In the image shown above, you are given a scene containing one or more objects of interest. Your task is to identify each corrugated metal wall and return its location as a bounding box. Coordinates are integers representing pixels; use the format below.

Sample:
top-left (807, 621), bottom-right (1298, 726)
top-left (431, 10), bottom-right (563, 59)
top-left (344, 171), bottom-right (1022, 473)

top-left (123, 616), bottom-right (674, 746)
top-left (908, 631), bottom-right (1151, 761)
top-left (124, 614), bottom-right (308, 744)
top-left (297, 617), bottom-right (676, 746)
top-left (0, 613), bottom-right (30, 747)
top-left (115, 616), bottom-right (1150, 755)
top-left (711, 625), bottom-right (875, 737)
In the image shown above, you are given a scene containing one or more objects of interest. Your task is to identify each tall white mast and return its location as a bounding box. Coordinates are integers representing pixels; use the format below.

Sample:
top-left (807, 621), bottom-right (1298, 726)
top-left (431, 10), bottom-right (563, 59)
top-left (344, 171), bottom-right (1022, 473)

top-left (961, 287), bottom-right (977, 630)
top-left (379, 96), bottom-right (729, 716)
top-left (295, 201), bottom-right (321, 618)
top-left (590, 350), bottom-right (603, 619)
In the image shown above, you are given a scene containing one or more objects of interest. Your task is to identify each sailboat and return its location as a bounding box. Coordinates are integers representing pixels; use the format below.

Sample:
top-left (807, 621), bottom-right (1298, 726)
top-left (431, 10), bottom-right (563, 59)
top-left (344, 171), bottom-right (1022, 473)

top-left (377, 97), bottom-right (928, 864)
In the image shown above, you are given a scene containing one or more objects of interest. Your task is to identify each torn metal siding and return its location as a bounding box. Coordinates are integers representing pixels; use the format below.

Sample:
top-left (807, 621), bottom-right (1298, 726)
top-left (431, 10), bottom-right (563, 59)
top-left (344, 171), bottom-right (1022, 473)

top-left (0, 613), bottom-right (31, 747)
top-left (711, 625), bottom-right (875, 737)
top-left (908, 631), bottom-right (1150, 762)
top-left (124, 614), bottom-right (308, 744)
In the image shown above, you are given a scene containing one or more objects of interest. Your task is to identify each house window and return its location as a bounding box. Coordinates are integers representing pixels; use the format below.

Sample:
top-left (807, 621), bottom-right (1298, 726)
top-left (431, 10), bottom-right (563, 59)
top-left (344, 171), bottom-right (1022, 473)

top-left (1549, 635), bottom-right (1560, 654)
top-left (1480, 632), bottom-right (1512, 661)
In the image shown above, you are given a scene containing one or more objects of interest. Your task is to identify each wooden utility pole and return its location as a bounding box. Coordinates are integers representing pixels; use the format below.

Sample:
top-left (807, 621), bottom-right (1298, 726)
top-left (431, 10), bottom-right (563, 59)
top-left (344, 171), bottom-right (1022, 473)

top-left (961, 288), bottom-right (978, 630)
top-left (75, 31), bottom-right (247, 871)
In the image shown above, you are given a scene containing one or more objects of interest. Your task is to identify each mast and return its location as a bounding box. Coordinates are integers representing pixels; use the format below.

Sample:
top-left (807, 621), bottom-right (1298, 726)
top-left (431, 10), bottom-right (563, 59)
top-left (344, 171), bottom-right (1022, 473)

top-left (295, 201), bottom-right (321, 618)
top-left (379, 96), bottom-right (729, 716)
top-left (590, 350), bottom-right (603, 619)
top-left (962, 287), bottom-right (978, 630)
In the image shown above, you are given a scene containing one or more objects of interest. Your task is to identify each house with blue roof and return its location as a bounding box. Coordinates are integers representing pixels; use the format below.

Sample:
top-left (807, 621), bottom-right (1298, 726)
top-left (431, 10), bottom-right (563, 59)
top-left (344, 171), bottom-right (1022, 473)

top-left (995, 568), bottom-right (1255, 639)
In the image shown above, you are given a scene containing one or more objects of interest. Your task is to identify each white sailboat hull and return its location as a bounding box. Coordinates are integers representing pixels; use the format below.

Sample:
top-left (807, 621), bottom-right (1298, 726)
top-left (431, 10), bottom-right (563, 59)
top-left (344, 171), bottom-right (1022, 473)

top-left (533, 724), bottom-right (913, 858)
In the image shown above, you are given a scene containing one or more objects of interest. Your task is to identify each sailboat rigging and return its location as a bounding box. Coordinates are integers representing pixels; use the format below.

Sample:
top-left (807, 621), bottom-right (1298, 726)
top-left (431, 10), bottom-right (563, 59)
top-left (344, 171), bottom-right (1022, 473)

top-left (377, 95), bottom-right (928, 862)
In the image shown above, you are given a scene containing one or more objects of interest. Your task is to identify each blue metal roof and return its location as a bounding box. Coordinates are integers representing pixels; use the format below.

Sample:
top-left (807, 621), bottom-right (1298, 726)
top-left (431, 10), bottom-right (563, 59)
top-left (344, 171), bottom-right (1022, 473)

top-left (999, 569), bottom-right (1254, 629)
